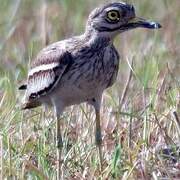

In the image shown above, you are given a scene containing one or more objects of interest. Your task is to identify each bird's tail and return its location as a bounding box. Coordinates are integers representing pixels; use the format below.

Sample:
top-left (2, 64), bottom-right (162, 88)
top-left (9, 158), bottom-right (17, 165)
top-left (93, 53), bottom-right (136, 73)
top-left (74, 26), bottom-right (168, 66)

top-left (18, 83), bottom-right (41, 109)
top-left (19, 84), bottom-right (27, 90)
top-left (21, 99), bottom-right (41, 110)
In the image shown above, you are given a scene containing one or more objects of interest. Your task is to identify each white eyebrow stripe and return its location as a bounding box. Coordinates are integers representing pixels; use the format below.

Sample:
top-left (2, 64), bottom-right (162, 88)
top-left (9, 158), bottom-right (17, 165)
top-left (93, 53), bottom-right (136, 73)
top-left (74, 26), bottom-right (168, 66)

top-left (28, 63), bottom-right (59, 76)
top-left (120, 2), bottom-right (126, 5)
top-left (105, 7), bottom-right (120, 12)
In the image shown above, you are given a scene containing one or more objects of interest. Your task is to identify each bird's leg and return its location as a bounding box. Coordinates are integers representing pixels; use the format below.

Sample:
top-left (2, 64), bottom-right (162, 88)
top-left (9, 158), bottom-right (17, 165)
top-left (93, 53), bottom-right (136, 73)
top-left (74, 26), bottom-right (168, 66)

top-left (95, 109), bottom-right (103, 171)
top-left (53, 102), bottom-right (64, 180)
top-left (56, 116), bottom-right (63, 180)
top-left (90, 97), bottom-right (103, 172)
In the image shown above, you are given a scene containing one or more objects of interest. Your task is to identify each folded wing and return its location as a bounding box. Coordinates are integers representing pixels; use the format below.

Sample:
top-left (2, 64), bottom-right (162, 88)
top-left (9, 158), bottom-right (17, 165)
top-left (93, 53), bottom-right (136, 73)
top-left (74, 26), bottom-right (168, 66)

top-left (23, 48), bottom-right (73, 108)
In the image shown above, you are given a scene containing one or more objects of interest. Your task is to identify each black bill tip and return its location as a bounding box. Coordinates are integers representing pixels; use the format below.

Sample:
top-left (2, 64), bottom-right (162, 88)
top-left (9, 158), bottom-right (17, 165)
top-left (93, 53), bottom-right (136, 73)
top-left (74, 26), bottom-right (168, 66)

top-left (145, 21), bottom-right (162, 29)
top-left (127, 17), bottom-right (162, 30)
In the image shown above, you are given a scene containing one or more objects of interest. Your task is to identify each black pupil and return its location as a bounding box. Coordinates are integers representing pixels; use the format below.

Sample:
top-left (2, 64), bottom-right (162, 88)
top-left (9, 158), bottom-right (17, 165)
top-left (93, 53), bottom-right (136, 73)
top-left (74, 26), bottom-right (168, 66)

top-left (111, 12), bottom-right (117, 17)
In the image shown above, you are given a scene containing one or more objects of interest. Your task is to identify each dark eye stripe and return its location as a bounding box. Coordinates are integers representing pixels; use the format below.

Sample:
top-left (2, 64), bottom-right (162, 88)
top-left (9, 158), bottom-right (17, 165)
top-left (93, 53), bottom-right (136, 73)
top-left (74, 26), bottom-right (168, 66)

top-left (105, 18), bottom-right (119, 24)
top-left (96, 25), bottom-right (121, 32)
top-left (121, 11), bottom-right (126, 18)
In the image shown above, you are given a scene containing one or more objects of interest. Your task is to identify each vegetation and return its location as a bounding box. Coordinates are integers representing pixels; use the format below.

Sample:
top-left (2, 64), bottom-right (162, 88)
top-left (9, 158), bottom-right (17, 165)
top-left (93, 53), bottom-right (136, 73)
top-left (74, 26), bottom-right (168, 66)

top-left (0, 0), bottom-right (179, 179)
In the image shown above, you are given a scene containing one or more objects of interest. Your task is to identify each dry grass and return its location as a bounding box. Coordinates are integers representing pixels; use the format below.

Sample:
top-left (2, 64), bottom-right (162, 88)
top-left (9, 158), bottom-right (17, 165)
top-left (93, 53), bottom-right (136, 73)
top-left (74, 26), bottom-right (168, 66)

top-left (0, 0), bottom-right (179, 179)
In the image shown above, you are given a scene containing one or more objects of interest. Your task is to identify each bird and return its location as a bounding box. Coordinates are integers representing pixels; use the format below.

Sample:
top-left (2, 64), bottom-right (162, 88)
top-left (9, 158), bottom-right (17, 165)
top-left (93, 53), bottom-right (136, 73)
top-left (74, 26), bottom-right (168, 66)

top-left (19, 1), bottom-right (161, 178)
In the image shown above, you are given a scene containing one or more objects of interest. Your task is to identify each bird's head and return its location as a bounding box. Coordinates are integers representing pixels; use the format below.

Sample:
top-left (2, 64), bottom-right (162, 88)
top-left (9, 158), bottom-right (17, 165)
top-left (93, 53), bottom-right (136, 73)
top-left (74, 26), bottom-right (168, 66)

top-left (86, 2), bottom-right (161, 38)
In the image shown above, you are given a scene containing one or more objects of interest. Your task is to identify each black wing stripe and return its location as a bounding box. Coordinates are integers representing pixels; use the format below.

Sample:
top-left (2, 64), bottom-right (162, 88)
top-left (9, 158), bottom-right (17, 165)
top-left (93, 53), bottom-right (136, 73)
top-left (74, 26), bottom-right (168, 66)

top-left (27, 51), bottom-right (73, 100)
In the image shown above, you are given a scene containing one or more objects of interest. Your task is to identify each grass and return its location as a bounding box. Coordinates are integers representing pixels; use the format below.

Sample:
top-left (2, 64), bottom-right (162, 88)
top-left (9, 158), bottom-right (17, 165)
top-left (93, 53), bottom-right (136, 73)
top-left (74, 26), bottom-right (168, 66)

top-left (0, 0), bottom-right (179, 179)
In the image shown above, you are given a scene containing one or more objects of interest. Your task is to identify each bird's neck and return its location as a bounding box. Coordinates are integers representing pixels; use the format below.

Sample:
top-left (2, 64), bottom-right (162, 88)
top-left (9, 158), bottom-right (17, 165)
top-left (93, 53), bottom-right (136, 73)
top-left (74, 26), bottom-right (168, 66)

top-left (83, 28), bottom-right (112, 47)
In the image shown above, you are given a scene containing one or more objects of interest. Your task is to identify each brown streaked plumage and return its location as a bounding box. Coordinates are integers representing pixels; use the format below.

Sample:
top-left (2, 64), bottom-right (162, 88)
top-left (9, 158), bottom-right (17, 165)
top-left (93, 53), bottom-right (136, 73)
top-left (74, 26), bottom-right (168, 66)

top-left (19, 2), bottom-right (161, 178)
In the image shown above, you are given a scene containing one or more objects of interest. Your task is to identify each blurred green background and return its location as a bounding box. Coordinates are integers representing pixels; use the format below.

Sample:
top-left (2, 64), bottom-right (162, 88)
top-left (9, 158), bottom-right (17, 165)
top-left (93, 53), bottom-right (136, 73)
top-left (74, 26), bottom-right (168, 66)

top-left (0, 0), bottom-right (179, 179)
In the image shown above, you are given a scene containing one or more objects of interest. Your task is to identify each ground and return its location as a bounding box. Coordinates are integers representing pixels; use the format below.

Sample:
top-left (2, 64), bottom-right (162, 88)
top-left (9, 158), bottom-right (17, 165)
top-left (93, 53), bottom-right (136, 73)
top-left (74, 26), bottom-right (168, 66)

top-left (0, 0), bottom-right (179, 179)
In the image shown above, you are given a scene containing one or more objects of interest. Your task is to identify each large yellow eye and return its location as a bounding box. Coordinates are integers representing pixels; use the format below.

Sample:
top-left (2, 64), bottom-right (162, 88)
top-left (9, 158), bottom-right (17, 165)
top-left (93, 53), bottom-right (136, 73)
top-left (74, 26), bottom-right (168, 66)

top-left (106, 10), bottom-right (120, 22)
